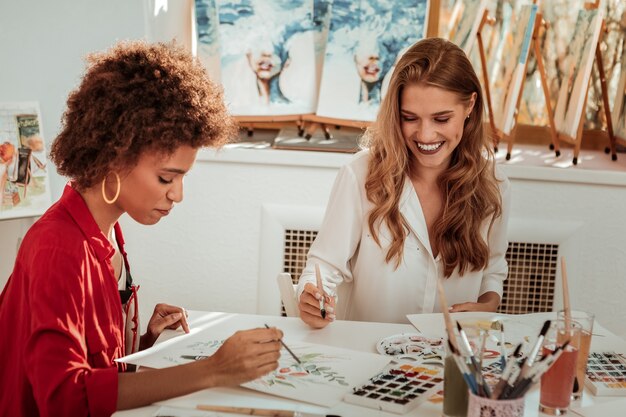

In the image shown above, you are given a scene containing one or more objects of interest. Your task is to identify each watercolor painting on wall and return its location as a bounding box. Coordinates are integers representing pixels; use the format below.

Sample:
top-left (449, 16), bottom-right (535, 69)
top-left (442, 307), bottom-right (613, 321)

top-left (0, 102), bottom-right (51, 220)
top-left (118, 330), bottom-right (389, 407)
top-left (197, 0), bottom-right (329, 116)
top-left (195, 0), bottom-right (333, 116)
top-left (315, 0), bottom-right (429, 122)
top-left (195, 0), bottom-right (222, 83)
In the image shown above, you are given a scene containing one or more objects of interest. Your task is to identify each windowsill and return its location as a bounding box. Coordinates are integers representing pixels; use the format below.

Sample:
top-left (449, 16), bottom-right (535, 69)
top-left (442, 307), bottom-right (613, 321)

top-left (198, 143), bottom-right (626, 187)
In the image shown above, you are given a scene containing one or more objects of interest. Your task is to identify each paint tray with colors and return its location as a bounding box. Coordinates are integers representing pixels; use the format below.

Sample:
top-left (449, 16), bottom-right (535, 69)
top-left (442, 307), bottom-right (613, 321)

top-left (344, 361), bottom-right (443, 414)
top-left (585, 352), bottom-right (626, 396)
top-left (376, 333), bottom-right (444, 364)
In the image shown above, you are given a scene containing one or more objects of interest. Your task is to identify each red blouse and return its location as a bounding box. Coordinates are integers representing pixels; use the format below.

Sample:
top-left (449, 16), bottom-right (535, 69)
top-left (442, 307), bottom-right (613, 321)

top-left (0, 184), bottom-right (125, 416)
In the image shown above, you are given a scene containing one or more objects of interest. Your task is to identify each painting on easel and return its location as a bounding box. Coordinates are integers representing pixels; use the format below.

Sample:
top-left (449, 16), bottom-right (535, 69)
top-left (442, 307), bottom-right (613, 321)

top-left (612, 57), bottom-right (626, 142)
top-left (517, 0), bottom-right (583, 126)
top-left (490, 4), bottom-right (537, 136)
top-left (0, 102), bottom-right (52, 220)
top-left (552, 8), bottom-right (604, 139)
top-left (196, 0), bottom-right (326, 117)
top-left (449, 0), bottom-right (487, 55)
top-left (315, 0), bottom-right (429, 122)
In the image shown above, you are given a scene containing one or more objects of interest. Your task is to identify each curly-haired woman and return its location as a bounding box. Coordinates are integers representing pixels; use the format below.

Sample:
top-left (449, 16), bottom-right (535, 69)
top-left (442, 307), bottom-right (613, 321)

top-left (0, 42), bottom-right (282, 416)
top-left (297, 38), bottom-right (510, 327)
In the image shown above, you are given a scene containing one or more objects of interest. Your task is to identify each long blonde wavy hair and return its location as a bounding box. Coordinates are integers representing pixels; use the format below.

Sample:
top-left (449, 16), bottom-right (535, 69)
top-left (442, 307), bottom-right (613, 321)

top-left (362, 38), bottom-right (502, 277)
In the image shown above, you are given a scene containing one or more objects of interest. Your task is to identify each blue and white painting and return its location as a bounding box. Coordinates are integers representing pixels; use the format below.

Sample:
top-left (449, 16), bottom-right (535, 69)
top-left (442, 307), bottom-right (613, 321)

top-left (195, 0), bottom-right (329, 116)
top-left (195, 0), bottom-right (222, 82)
top-left (312, 1), bottom-right (333, 104)
top-left (316, 0), bottom-right (429, 122)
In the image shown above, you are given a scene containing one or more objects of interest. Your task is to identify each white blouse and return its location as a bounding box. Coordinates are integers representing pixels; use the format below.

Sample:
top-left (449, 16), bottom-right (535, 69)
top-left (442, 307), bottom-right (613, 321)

top-left (296, 150), bottom-right (510, 324)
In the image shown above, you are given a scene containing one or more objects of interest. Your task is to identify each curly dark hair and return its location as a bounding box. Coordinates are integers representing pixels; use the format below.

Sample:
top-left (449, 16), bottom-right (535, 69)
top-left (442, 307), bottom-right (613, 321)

top-left (50, 41), bottom-right (236, 190)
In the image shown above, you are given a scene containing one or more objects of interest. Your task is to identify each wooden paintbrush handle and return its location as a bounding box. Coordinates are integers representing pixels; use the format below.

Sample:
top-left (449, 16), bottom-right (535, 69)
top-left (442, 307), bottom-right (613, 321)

top-left (197, 404), bottom-right (294, 417)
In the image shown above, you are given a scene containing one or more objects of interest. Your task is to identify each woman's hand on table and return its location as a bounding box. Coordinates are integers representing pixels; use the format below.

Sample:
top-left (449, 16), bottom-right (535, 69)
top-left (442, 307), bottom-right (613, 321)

top-left (298, 282), bottom-right (336, 329)
top-left (141, 303), bottom-right (190, 349)
top-left (204, 327), bottom-right (283, 386)
top-left (449, 291), bottom-right (500, 313)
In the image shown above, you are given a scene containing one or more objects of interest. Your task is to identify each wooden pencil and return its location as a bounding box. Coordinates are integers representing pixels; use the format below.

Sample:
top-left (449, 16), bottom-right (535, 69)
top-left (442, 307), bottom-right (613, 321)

top-left (197, 404), bottom-right (294, 417)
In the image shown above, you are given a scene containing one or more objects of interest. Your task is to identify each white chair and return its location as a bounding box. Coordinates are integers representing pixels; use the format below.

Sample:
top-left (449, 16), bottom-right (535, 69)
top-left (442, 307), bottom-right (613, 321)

top-left (277, 273), bottom-right (300, 317)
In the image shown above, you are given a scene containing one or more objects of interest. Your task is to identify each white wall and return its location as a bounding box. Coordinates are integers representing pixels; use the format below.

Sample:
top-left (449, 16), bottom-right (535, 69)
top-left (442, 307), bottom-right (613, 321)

top-left (0, 0), bottom-right (195, 285)
top-left (0, 0), bottom-right (146, 281)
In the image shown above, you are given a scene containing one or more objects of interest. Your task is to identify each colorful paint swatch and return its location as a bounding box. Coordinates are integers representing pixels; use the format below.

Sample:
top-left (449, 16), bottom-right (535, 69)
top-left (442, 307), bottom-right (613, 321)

top-left (585, 352), bottom-right (626, 396)
top-left (344, 362), bottom-right (444, 414)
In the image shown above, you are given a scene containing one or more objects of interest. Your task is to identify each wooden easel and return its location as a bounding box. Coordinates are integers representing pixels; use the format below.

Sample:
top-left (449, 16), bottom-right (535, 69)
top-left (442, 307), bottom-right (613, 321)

top-left (234, 115), bottom-right (304, 138)
top-left (542, 3), bottom-right (616, 165)
top-left (475, 9), bottom-right (498, 151)
top-left (474, 0), bottom-right (565, 161)
top-left (500, 9), bottom-right (561, 161)
top-left (427, 0), bottom-right (441, 38)
top-left (300, 114), bottom-right (370, 140)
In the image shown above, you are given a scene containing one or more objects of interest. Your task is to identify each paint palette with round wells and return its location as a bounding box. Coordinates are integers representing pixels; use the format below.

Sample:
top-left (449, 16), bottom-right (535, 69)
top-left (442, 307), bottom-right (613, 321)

top-left (376, 333), bottom-right (445, 364)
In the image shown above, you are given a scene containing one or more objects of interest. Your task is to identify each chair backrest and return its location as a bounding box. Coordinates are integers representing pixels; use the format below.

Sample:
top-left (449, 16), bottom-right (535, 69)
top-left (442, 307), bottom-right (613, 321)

top-left (277, 272), bottom-right (299, 317)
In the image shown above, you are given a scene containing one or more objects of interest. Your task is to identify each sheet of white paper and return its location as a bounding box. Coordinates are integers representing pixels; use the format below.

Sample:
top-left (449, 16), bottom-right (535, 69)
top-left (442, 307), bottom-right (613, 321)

top-left (118, 316), bottom-right (390, 408)
top-left (407, 312), bottom-right (626, 357)
top-left (570, 397), bottom-right (626, 417)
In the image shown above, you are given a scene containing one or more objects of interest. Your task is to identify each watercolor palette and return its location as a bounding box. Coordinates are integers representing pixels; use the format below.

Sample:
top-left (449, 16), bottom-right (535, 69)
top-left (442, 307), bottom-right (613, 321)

top-left (344, 362), bottom-right (444, 414)
top-left (585, 352), bottom-right (626, 396)
top-left (376, 333), bottom-right (445, 364)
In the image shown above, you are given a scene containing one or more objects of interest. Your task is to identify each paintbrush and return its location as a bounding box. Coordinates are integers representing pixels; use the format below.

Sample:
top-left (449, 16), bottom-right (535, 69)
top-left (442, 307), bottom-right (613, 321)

top-left (264, 324), bottom-right (301, 365)
top-left (561, 257), bottom-right (572, 330)
top-left (314, 263), bottom-right (326, 319)
top-left (448, 339), bottom-right (479, 395)
top-left (196, 405), bottom-right (335, 417)
top-left (561, 256), bottom-right (576, 391)
top-left (517, 319), bottom-right (551, 382)
top-left (197, 405), bottom-right (295, 416)
top-left (456, 321), bottom-right (492, 398)
top-left (507, 341), bottom-right (570, 399)
top-left (498, 322), bottom-right (507, 370)
top-left (492, 343), bottom-right (522, 399)
top-left (437, 279), bottom-right (459, 352)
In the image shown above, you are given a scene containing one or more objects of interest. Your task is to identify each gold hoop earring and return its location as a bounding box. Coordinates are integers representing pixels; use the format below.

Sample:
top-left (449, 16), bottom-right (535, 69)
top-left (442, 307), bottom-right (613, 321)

top-left (101, 172), bottom-right (121, 204)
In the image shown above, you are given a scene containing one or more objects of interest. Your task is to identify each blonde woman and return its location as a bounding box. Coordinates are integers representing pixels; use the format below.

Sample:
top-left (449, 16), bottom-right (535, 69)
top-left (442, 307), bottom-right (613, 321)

top-left (297, 38), bottom-right (510, 327)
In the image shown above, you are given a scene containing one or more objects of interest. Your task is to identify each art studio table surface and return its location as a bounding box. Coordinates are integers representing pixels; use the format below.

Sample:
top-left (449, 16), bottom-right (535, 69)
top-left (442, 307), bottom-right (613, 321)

top-left (114, 311), bottom-right (626, 417)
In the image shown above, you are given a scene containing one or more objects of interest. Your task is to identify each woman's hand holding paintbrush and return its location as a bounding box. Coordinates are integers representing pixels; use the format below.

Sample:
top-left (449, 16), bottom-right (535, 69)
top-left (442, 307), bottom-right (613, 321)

top-left (298, 264), bottom-right (336, 328)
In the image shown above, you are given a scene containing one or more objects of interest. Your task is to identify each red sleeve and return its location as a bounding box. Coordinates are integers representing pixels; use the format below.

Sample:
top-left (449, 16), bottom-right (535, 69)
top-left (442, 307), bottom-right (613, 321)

top-left (24, 245), bottom-right (118, 417)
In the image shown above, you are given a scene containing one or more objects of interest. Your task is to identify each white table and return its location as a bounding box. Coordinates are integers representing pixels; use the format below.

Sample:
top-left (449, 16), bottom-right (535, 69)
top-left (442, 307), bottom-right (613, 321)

top-left (114, 311), bottom-right (626, 417)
